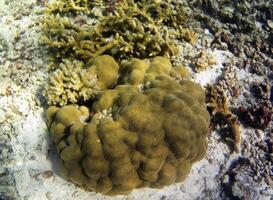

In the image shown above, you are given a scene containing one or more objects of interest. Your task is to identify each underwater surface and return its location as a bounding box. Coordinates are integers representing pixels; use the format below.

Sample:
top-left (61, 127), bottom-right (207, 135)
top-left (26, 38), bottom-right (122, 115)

top-left (0, 0), bottom-right (272, 199)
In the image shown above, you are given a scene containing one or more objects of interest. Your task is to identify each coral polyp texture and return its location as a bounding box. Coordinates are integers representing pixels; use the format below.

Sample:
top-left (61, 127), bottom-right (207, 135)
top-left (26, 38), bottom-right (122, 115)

top-left (45, 56), bottom-right (210, 195)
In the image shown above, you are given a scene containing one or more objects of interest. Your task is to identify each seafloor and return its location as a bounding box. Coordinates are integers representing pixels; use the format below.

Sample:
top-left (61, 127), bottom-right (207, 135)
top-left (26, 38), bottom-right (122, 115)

top-left (0, 0), bottom-right (272, 200)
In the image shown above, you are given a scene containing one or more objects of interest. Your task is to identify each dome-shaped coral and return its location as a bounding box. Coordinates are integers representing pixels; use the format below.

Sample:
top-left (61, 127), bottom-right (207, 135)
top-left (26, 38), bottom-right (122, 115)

top-left (120, 57), bottom-right (191, 85)
top-left (46, 57), bottom-right (210, 195)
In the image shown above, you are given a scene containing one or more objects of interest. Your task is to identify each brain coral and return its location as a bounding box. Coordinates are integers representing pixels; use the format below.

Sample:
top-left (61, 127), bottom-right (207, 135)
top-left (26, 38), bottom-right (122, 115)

top-left (45, 56), bottom-right (210, 195)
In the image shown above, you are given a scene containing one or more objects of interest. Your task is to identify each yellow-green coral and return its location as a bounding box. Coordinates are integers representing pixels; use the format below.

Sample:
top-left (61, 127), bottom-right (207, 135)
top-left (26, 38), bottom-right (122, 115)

top-left (44, 55), bottom-right (119, 106)
top-left (44, 56), bottom-right (191, 106)
top-left (120, 57), bottom-right (191, 85)
top-left (45, 56), bottom-right (210, 195)
top-left (42, 0), bottom-right (193, 61)
top-left (45, 0), bottom-right (92, 14)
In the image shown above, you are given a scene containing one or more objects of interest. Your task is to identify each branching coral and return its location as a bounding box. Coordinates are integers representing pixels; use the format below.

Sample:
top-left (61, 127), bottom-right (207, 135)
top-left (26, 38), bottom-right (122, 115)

top-left (206, 85), bottom-right (241, 152)
top-left (43, 55), bottom-right (119, 106)
top-left (45, 56), bottom-right (210, 195)
top-left (45, 0), bottom-right (117, 15)
top-left (42, 0), bottom-right (194, 61)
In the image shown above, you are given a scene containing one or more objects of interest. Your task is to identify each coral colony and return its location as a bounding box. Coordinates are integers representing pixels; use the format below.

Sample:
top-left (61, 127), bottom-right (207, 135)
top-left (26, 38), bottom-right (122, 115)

top-left (43, 0), bottom-right (210, 195)
top-left (46, 56), bottom-right (210, 194)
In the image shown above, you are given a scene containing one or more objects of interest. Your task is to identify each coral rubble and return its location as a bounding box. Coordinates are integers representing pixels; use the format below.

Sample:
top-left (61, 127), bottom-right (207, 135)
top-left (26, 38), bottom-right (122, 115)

top-left (194, 50), bottom-right (217, 72)
top-left (192, 0), bottom-right (273, 58)
top-left (239, 102), bottom-right (272, 130)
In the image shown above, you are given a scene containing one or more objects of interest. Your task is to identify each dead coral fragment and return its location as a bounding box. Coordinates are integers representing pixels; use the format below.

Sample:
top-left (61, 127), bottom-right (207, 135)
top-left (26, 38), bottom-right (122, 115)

top-left (239, 102), bottom-right (272, 130)
top-left (194, 51), bottom-right (217, 72)
top-left (42, 0), bottom-right (191, 60)
top-left (46, 57), bottom-right (210, 195)
top-left (206, 85), bottom-right (241, 153)
top-left (43, 55), bottom-right (119, 106)
top-left (251, 80), bottom-right (271, 100)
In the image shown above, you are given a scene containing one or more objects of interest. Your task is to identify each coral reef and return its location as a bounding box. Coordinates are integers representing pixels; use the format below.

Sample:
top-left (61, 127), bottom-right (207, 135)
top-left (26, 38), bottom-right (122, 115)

top-left (2, 0), bottom-right (273, 198)
top-left (42, 0), bottom-right (194, 61)
top-left (45, 56), bottom-right (210, 195)
top-left (192, 0), bottom-right (273, 64)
